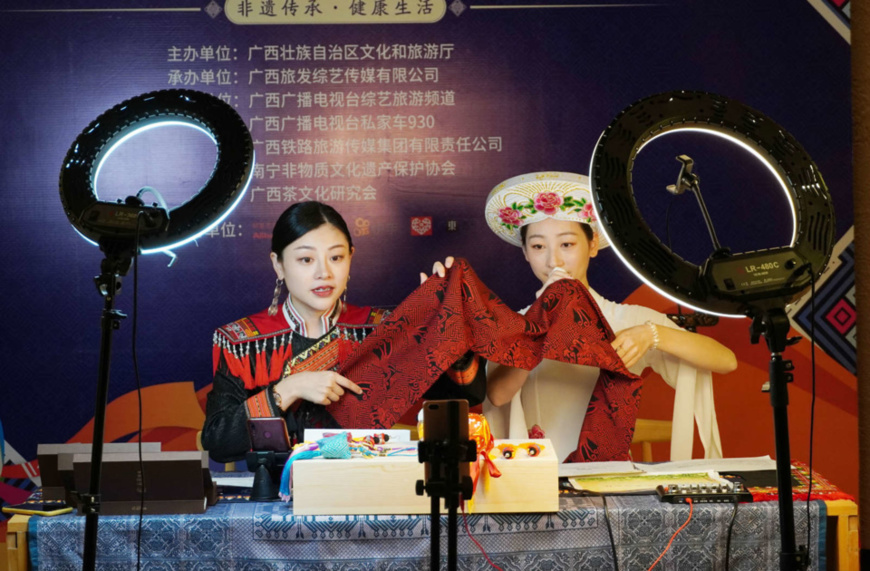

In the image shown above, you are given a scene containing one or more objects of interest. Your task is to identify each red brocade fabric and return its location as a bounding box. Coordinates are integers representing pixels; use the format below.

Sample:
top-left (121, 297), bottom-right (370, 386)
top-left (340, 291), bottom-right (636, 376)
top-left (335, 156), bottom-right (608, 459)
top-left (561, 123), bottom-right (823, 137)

top-left (331, 259), bottom-right (640, 462)
top-left (748, 462), bottom-right (855, 503)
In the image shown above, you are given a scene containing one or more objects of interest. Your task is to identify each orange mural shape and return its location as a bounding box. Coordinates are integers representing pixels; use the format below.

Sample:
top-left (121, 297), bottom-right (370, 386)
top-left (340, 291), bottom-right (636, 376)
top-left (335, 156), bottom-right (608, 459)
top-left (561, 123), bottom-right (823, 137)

top-left (67, 381), bottom-right (206, 450)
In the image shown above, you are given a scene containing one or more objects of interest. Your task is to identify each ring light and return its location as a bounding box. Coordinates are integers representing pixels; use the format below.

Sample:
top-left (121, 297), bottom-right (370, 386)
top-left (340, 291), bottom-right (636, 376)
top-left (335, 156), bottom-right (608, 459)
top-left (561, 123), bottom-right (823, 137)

top-left (589, 90), bottom-right (835, 318)
top-left (60, 90), bottom-right (255, 571)
top-left (59, 89), bottom-right (254, 255)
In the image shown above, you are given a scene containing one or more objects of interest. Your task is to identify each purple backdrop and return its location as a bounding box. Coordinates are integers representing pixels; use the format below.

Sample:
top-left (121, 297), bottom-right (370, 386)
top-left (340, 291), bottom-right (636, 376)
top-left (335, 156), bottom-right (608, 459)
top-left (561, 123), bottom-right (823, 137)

top-left (0, 0), bottom-right (851, 468)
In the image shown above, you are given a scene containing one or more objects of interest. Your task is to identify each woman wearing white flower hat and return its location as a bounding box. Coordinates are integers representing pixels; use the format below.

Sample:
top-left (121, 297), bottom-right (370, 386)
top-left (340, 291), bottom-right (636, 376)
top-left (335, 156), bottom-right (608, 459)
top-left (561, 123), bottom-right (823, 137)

top-left (483, 171), bottom-right (737, 463)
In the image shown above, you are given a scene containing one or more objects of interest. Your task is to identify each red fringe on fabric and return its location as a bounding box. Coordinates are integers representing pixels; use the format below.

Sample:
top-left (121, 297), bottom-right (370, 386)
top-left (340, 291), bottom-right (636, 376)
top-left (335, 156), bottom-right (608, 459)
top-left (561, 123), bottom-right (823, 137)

top-left (331, 258), bottom-right (639, 462)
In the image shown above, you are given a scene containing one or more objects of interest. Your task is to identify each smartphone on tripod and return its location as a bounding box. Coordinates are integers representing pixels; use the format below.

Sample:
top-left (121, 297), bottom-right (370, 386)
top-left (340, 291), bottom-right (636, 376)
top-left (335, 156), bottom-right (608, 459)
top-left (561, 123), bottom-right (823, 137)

top-left (420, 399), bottom-right (471, 485)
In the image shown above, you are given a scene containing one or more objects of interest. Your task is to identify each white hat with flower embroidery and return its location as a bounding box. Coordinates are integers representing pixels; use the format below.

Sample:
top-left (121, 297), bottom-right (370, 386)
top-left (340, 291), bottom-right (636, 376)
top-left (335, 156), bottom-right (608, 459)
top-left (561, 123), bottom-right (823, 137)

top-left (484, 171), bottom-right (609, 248)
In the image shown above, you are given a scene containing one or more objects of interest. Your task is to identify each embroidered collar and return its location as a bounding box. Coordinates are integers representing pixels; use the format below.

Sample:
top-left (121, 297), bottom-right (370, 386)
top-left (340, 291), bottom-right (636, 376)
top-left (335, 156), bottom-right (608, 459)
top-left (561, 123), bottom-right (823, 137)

top-left (282, 296), bottom-right (341, 338)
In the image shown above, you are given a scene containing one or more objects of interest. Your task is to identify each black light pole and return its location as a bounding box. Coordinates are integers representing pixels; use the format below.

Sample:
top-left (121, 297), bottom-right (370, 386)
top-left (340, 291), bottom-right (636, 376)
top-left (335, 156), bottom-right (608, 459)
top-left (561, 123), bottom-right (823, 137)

top-left (750, 306), bottom-right (810, 571)
top-left (664, 151), bottom-right (810, 569)
top-left (81, 238), bottom-right (135, 571)
top-left (58, 89), bottom-right (254, 571)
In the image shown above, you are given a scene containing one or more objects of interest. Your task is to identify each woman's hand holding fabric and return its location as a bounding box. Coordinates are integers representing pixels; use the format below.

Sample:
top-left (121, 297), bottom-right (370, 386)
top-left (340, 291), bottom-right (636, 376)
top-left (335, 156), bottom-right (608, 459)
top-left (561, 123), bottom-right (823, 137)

top-left (611, 324), bottom-right (656, 369)
top-left (279, 371), bottom-right (363, 406)
top-left (419, 256), bottom-right (455, 284)
top-left (535, 266), bottom-right (572, 298)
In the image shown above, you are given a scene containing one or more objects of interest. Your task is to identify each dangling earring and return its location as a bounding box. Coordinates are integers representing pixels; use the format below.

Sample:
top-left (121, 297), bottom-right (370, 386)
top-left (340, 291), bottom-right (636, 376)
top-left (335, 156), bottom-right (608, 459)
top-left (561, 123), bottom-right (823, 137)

top-left (342, 275), bottom-right (350, 308)
top-left (268, 278), bottom-right (284, 316)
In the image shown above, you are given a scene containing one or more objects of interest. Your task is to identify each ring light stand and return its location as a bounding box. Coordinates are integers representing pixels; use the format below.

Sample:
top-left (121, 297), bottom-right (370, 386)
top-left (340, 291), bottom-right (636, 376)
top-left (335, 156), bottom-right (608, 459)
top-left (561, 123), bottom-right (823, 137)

top-left (589, 90), bottom-right (835, 571)
top-left (59, 89), bottom-right (254, 571)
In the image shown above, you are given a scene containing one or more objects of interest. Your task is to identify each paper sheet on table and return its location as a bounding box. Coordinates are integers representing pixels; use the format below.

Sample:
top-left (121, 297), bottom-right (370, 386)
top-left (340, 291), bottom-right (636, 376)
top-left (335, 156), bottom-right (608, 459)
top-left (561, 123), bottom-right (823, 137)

top-left (569, 470), bottom-right (728, 494)
top-left (635, 455), bottom-right (779, 475)
top-left (558, 461), bottom-right (641, 478)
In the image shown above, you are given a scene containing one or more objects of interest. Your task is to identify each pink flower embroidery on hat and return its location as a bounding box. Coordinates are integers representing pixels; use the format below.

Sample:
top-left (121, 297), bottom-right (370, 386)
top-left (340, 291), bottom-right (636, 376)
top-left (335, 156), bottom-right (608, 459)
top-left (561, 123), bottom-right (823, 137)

top-left (485, 172), bottom-right (610, 249)
top-left (498, 206), bottom-right (523, 227)
top-left (533, 192), bottom-right (563, 215)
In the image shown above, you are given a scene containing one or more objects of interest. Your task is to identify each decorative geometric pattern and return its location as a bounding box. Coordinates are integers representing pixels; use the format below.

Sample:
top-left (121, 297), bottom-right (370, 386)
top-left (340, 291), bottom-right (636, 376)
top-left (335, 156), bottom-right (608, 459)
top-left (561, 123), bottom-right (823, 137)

top-left (821, 0), bottom-right (850, 22)
top-left (826, 298), bottom-right (856, 335)
top-left (806, 0), bottom-right (850, 42)
top-left (205, 1), bottom-right (223, 19)
top-left (792, 242), bottom-right (856, 374)
top-left (449, 0), bottom-right (466, 17)
top-left (29, 495), bottom-right (825, 570)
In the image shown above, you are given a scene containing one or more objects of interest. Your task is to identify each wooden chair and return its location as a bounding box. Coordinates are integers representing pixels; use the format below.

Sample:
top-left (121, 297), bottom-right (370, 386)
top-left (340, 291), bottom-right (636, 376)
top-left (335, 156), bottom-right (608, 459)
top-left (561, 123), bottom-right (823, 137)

top-left (631, 418), bottom-right (673, 462)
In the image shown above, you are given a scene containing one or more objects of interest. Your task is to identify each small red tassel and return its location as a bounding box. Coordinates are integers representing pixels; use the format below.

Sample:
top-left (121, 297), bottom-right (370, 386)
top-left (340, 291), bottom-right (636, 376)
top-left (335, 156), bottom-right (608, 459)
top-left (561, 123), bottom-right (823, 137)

top-left (223, 346), bottom-right (242, 379)
top-left (241, 359), bottom-right (256, 389)
top-left (269, 338), bottom-right (289, 381)
top-left (254, 343), bottom-right (269, 387)
top-left (240, 348), bottom-right (254, 389)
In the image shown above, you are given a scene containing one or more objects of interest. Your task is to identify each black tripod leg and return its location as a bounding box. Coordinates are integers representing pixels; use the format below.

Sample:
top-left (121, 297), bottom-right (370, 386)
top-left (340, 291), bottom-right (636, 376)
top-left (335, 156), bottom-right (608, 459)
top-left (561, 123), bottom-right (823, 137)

top-left (448, 505), bottom-right (458, 571)
top-left (770, 355), bottom-right (802, 571)
top-left (83, 276), bottom-right (126, 571)
top-left (755, 308), bottom-right (809, 571)
top-left (431, 495), bottom-right (441, 570)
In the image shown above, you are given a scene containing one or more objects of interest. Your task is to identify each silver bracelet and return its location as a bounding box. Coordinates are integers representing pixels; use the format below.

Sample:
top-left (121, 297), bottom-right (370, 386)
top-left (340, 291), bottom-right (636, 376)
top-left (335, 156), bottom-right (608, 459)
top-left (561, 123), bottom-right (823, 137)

top-left (645, 321), bottom-right (660, 352)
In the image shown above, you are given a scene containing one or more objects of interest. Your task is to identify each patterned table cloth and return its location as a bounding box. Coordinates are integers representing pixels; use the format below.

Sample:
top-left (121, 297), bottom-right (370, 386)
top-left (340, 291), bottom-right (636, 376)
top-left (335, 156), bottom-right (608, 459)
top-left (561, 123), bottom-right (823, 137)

top-left (29, 495), bottom-right (826, 570)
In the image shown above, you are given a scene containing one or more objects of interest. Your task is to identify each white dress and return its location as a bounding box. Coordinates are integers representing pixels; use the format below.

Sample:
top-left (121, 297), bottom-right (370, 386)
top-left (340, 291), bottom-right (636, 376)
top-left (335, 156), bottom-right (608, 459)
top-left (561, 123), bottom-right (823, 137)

top-left (483, 288), bottom-right (723, 462)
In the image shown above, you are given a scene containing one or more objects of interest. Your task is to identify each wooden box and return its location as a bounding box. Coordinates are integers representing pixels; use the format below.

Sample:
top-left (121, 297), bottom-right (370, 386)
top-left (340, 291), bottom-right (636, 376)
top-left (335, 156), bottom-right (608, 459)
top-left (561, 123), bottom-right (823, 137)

top-left (292, 438), bottom-right (557, 515)
top-left (470, 439), bottom-right (559, 513)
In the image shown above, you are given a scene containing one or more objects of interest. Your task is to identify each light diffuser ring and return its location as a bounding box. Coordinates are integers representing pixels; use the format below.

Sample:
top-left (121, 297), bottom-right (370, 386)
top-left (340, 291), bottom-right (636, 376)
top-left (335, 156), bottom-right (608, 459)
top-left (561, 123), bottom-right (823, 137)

top-left (589, 90), bottom-right (834, 316)
top-left (59, 89), bottom-right (254, 253)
